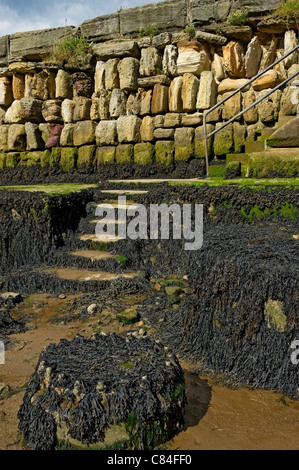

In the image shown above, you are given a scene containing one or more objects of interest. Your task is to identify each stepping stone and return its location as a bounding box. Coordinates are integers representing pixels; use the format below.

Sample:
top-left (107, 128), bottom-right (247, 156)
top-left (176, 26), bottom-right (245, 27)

top-left (79, 234), bottom-right (125, 242)
top-left (68, 250), bottom-right (118, 261)
top-left (101, 190), bottom-right (148, 195)
top-left (46, 267), bottom-right (141, 282)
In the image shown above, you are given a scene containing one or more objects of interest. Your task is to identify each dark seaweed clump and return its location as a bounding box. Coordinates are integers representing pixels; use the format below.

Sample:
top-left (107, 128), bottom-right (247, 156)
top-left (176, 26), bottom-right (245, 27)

top-left (18, 333), bottom-right (186, 450)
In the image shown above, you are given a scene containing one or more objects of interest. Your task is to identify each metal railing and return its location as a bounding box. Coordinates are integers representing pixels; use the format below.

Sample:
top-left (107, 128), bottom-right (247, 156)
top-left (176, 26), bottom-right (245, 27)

top-left (203, 44), bottom-right (299, 177)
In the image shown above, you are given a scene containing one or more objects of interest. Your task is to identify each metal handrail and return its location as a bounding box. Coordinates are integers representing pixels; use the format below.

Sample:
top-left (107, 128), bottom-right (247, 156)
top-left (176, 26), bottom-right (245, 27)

top-left (203, 44), bottom-right (299, 177)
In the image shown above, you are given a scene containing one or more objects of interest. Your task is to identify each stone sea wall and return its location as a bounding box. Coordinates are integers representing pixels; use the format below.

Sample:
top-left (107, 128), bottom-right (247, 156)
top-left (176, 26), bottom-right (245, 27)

top-left (0, 0), bottom-right (298, 178)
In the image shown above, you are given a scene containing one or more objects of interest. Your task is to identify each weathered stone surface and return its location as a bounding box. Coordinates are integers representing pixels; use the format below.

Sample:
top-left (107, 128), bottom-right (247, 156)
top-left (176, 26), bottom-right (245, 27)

top-left (137, 37), bottom-right (152, 48)
top-left (25, 122), bottom-right (43, 150)
top-left (194, 124), bottom-right (214, 158)
top-left (137, 88), bottom-right (152, 116)
top-left (93, 41), bottom-right (140, 60)
top-left (73, 121), bottom-right (96, 146)
top-left (259, 36), bottom-right (278, 72)
top-left (222, 92), bottom-right (242, 121)
top-left (280, 86), bottom-right (298, 116)
top-left (25, 71), bottom-right (49, 100)
top-left (222, 41), bottom-right (246, 79)
top-left (174, 127), bottom-right (195, 161)
top-left (134, 142), bottom-right (154, 166)
top-left (105, 59), bottom-right (120, 91)
top-left (8, 62), bottom-right (37, 74)
top-left (4, 100), bottom-right (23, 124)
top-left (258, 89), bottom-right (282, 123)
top-left (181, 113), bottom-right (203, 126)
top-left (96, 121), bottom-right (117, 146)
top-left (73, 72), bottom-right (94, 98)
top-left (151, 84), bottom-right (169, 115)
top-left (55, 70), bottom-right (73, 100)
top-left (233, 122), bottom-right (246, 153)
top-left (177, 41), bottom-right (210, 76)
top-left (164, 113), bottom-right (181, 127)
top-left (20, 98), bottom-right (43, 123)
top-left (137, 75), bottom-right (171, 88)
top-left (94, 61), bottom-right (106, 96)
top-left (12, 74), bottom-right (25, 100)
top-left (109, 89), bottom-right (127, 118)
top-left (45, 123), bottom-right (64, 148)
top-left (81, 14), bottom-right (120, 41)
top-left (284, 30), bottom-right (298, 69)
top-left (154, 115), bottom-right (165, 128)
top-left (195, 30), bottom-right (227, 45)
top-left (62, 99), bottom-right (75, 123)
top-left (90, 97), bottom-right (101, 121)
top-left (77, 145), bottom-right (95, 170)
top-left (252, 69), bottom-right (284, 91)
top-left (115, 144), bottom-right (134, 163)
top-left (7, 124), bottom-right (26, 151)
top-left (0, 77), bottom-right (13, 106)
top-left (245, 36), bottom-right (263, 79)
top-left (196, 71), bottom-right (217, 110)
top-left (213, 122), bottom-right (234, 156)
top-left (169, 77), bottom-right (183, 113)
top-left (268, 117), bottom-right (299, 147)
top-left (162, 45), bottom-right (178, 77)
top-left (140, 47), bottom-right (162, 77)
top-left (211, 53), bottom-right (225, 83)
top-left (60, 147), bottom-right (78, 172)
top-left (96, 146), bottom-right (115, 165)
top-left (73, 97), bottom-right (92, 121)
top-left (181, 73), bottom-right (199, 112)
top-left (117, 115), bottom-right (141, 143)
top-left (220, 25), bottom-right (253, 42)
top-left (153, 32), bottom-right (172, 49)
top-left (218, 78), bottom-right (250, 94)
top-left (0, 36), bottom-right (8, 67)
top-left (243, 89), bottom-right (258, 123)
top-left (119, 0), bottom-right (187, 35)
top-left (39, 123), bottom-right (50, 144)
top-left (118, 58), bottom-right (139, 92)
top-left (257, 16), bottom-right (297, 34)
top-left (42, 100), bottom-right (62, 123)
top-left (9, 26), bottom-right (76, 61)
top-left (60, 124), bottom-right (75, 147)
top-left (154, 128), bottom-right (175, 140)
top-left (155, 140), bottom-right (174, 166)
top-left (0, 125), bottom-right (8, 151)
top-left (140, 116), bottom-right (155, 141)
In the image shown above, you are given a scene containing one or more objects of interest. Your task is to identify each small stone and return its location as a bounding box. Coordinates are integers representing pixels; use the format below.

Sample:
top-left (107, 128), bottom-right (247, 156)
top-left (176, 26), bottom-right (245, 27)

top-left (87, 304), bottom-right (97, 315)
top-left (58, 294), bottom-right (66, 299)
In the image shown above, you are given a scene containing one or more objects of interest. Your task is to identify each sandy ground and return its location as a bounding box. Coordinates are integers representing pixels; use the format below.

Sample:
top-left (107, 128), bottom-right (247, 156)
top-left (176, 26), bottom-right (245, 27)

top-left (1, 294), bottom-right (299, 451)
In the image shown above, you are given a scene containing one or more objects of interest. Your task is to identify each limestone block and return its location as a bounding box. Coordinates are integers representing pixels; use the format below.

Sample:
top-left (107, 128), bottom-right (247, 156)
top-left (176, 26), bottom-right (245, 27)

top-left (60, 124), bottom-right (75, 147)
top-left (42, 100), bottom-right (63, 123)
top-left (140, 47), bottom-right (162, 77)
top-left (243, 89), bottom-right (258, 124)
top-left (25, 71), bottom-right (49, 100)
top-left (245, 36), bottom-right (263, 78)
top-left (20, 98), bottom-right (43, 123)
top-left (152, 32), bottom-right (172, 50)
top-left (98, 90), bottom-right (111, 120)
top-left (174, 127), bottom-right (195, 161)
top-left (115, 144), bottom-right (134, 163)
top-left (155, 140), bottom-right (174, 166)
top-left (134, 142), bottom-right (154, 166)
top-left (252, 69), bottom-right (284, 91)
top-left (109, 89), bottom-right (127, 118)
top-left (127, 89), bottom-right (152, 116)
top-left (169, 77), bottom-right (183, 113)
top-left (117, 115), bottom-right (141, 143)
top-left (81, 13), bottom-right (119, 42)
top-left (7, 124), bottom-right (26, 151)
top-left (211, 53), bottom-right (225, 82)
top-left (222, 92), bottom-right (242, 121)
top-left (181, 73), bottom-right (199, 112)
top-left (0, 125), bottom-right (9, 151)
top-left (196, 71), bottom-right (217, 110)
top-left (96, 121), bottom-right (117, 146)
top-left (177, 41), bottom-right (210, 76)
top-left (259, 36), bottom-right (278, 72)
top-left (194, 124), bottom-right (214, 158)
top-left (164, 113), bottom-right (181, 128)
top-left (151, 84), bottom-right (169, 115)
top-left (137, 75), bottom-right (171, 88)
top-left (94, 61), bottom-right (106, 96)
top-left (218, 78), bottom-right (250, 94)
top-left (118, 58), bottom-right (139, 92)
top-left (93, 41), bottom-right (140, 60)
top-left (153, 128), bottom-right (175, 140)
top-left (62, 99), bottom-right (75, 123)
top-left (73, 121), bottom-right (96, 146)
top-left (181, 113), bottom-right (203, 126)
top-left (162, 45), bottom-right (177, 77)
top-left (213, 122), bottom-right (234, 156)
top-left (0, 77), bottom-right (13, 106)
top-left (140, 116), bottom-right (155, 142)
top-left (222, 41), bottom-right (245, 78)
top-left (284, 30), bottom-right (298, 69)
top-left (25, 122), bottom-right (43, 150)
top-left (233, 122), bottom-right (246, 153)
top-left (105, 59), bottom-right (120, 91)
top-left (4, 100), bottom-right (24, 124)
top-left (73, 97), bottom-right (92, 121)
top-left (258, 89), bottom-right (282, 123)
top-left (96, 146), bottom-right (115, 165)
top-left (55, 70), bottom-right (73, 100)
top-left (12, 74), bottom-right (25, 100)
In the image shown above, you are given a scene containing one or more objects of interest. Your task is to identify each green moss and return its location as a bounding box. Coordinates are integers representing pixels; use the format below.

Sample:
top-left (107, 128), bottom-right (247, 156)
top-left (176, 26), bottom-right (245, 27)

top-left (174, 144), bottom-right (194, 162)
top-left (272, 0), bottom-right (299, 24)
top-left (116, 254), bottom-right (127, 264)
top-left (240, 204), bottom-right (271, 222)
top-left (46, 33), bottom-right (92, 67)
top-left (50, 148), bottom-right (61, 168)
top-left (169, 378), bottom-right (185, 404)
top-left (29, 207), bottom-right (38, 223)
top-left (96, 146), bottom-right (115, 165)
top-left (226, 8), bottom-right (249, 25)
top-left (138, 24), bottom-right (159, 38)
top-left (213, 124), bottom-right (233, 156)
top-left (249, 154), bottom-right (299, 178)
top-left (60, 148), bottom-right (78, 173)
top-left (89, 241), bottom-right (108, 251)
top-left (6, 152), bottom-right (20, 168)
top-left (116, 309), bottom-right (139, 325)
top-left (77, 145), bottom-right (96, 170)
top-left (116, 144), bottom-right (134, 164)
top-left (279, 202), bottom-right (297, 219)
top-left (119, 361), bottom-right (134, 370)
top-left (40, 150), bottom-right (51, 167)
top-left (0, 152), bottom-right (6, 169)
top-left (134, 142), bottom-right (154, 166)
top-left (155, 141), bottom-right (174, 166)
top-left (208, 165), bottom-right (226, 177)
top-left (264, 299), bottom-right (287, 333)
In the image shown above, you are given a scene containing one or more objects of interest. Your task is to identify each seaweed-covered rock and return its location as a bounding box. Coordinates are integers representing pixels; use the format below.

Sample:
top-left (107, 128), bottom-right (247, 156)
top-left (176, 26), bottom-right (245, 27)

top-left (18, 333), bottom-right (186, 450)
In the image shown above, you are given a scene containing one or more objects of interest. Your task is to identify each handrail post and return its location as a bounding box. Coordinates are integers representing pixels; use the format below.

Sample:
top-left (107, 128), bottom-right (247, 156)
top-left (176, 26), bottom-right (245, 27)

top-left (203, 111), bottom-right (209, 178)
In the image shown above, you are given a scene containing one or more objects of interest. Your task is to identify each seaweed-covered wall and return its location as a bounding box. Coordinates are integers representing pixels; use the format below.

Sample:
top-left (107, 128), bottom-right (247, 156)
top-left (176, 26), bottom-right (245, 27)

top-left (0, 0), bottom-right (298, 180)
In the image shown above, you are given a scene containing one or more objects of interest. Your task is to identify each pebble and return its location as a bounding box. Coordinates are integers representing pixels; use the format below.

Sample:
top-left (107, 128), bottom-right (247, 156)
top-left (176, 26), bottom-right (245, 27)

top-left (58, 294), bottom-right (67, 299)
top-left (87, 303), bottom-right (97, 315)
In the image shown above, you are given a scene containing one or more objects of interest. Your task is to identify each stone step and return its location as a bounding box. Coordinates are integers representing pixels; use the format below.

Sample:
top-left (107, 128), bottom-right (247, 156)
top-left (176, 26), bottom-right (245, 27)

top-left (248, 148), bottom-right (299, 178)
top-left (68, 250), bottom-right (118, 261)
top-left (100, 190), bottom-right (149, 195)
top-left (45, 267), bottom-right (141, 282)
top-left (108, 178), bottom-right (205, 184)
top-left (245, 140), bottom-right (266, 153)
top-left (89, 219), bottom-right (126, 224)
top-left (267, 117), bottom-right (299, 148)
top-left (79, 234), bottom-right (125, 243)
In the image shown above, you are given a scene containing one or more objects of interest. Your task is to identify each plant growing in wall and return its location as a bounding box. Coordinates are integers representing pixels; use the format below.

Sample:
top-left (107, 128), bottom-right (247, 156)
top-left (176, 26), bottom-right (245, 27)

top-left (226, 8), bottom-right (249, 26)
top-left (138, 24), bottom-right (159, 38)
top-left (272, 0), bottom-right (299, 27)
top-left (46, 34), bottom-right (93, 67)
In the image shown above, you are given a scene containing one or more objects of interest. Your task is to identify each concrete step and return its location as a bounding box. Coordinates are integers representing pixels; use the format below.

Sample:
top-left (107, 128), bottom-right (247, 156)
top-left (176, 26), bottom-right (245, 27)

top-left (45, 267), bottom-right (141, 282)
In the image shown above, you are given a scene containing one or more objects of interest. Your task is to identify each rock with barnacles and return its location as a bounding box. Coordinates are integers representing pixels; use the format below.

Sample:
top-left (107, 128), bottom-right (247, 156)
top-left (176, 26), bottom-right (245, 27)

top-left (18, 333), bottom-right (186, 450)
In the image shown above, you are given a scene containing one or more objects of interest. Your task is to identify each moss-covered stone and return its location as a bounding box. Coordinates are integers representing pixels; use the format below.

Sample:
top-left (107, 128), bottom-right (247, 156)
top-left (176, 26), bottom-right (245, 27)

top-left (194, 125), bottom-right (214, 159)
top-left (155, 140), bottom-right (174, 166)
top-left (115, 144), bottom-right (134, 164)
top-left (60, 148), bottom-right (78, 173)
top-left (225, 161), bottom-right (241, 178)
top-left (116, 309), bottom-right (140, 325)
top-left (174, 127), bottom-right (194, 162)
top-left (134, 142), bottom-right (154, 166)
top-left (6, 152), bottom-right (20, 167)
top-left (96, 146), bottom-right (115, 165)
top-left (264, 299), bottom-right (286, 333)
top-left (0, 152), bottom-right (6, 169)
top-left (40, 150), bottom-right (51, 167)
top-left (249, 152), bottom-right (299, 178)
top-left (174, 144), bottom-right (194, 162)
top-left (50, 147), bottom-right (61, 167)
top-left (213, 123), bottom-right (233, 156)
top-left (233, 122), bottom-right (246, 153)
top-left (77, 145), bottom-right (96, 170)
